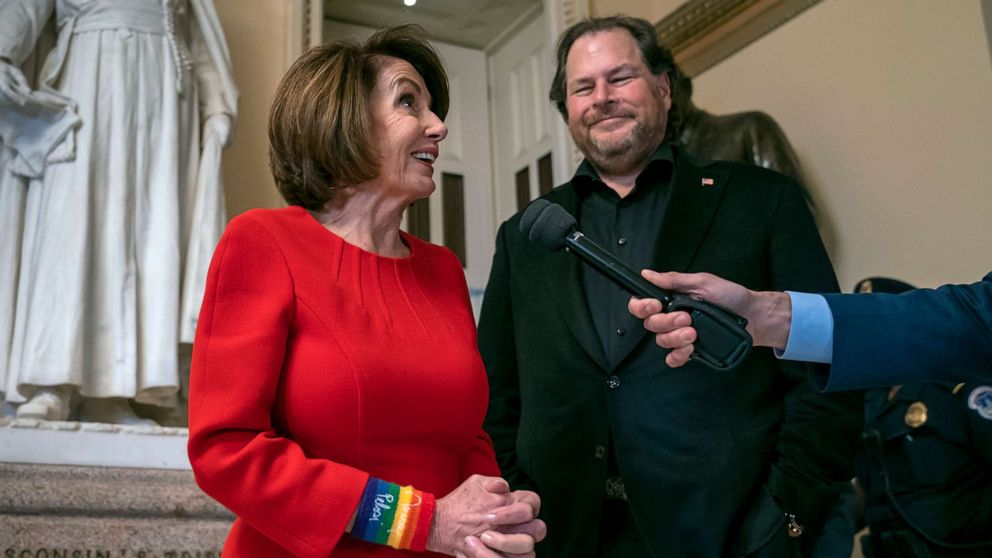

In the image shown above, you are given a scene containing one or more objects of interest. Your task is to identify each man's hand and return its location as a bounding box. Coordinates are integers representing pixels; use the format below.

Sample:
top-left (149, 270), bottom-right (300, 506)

top-left (628, 270), bottom-right (793, 367)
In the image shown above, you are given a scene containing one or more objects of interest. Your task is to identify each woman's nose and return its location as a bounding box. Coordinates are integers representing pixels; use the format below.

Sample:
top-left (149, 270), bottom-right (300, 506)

top-left (426, 112), bottom-right (448, 142)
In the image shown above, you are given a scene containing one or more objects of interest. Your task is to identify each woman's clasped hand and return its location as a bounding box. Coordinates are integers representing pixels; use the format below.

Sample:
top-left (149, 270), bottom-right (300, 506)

top-left (428, 476), bottom-right (545, 557)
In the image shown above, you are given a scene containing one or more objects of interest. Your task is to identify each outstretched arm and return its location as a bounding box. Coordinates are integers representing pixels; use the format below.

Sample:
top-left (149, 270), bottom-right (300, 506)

top-left (631, 270), bottom-right (992, 389)
top-left (629, 270), bottom-right (793, 366)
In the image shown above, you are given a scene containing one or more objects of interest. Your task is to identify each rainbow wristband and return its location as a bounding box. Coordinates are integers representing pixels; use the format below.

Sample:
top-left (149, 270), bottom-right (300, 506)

top-left (352, 477), bottom-right (435, 551)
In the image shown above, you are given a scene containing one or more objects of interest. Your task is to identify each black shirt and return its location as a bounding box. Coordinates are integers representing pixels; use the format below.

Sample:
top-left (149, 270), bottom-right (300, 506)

top-left (574, 143), bottom-right (675, 368)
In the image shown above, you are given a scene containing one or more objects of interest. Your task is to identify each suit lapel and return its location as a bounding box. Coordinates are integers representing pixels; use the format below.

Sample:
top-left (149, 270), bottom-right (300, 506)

top-left (610, 154), bottom-right (731, 369)
top-left (653, 154), bottom-right (730, 275)
top-left (540, 187), bottom-right (610, 370)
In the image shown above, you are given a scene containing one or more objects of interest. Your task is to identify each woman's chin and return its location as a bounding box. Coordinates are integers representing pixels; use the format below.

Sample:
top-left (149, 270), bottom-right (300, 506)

top-left (410, 182), bottom-right (437, 199)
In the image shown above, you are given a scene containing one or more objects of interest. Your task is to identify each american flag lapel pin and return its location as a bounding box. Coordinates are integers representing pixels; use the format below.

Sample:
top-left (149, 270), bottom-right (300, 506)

top-left (701, 177), bottom-right (715, 187)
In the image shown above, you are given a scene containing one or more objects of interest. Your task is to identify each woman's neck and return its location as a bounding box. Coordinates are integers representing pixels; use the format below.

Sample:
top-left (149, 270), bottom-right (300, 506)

top-left (309, 185), bottom-right (411, 258)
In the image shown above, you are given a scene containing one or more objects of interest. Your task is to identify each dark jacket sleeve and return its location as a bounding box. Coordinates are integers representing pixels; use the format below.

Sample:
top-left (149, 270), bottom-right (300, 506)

top-left (478, 221), bottom-right (536, 491)
top-left (760, 179), bottom-right (863, 538)
top-left (815, 274), bottom-right (992, 391)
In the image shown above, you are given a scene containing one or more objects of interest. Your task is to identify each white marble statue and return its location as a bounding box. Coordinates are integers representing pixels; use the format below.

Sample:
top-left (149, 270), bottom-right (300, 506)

top-left (0, 0), bottom-right (238, 424)
top-left (0, 142), bottom-right (24, 420)
top-left (0, 20), bottom-right (56, 421)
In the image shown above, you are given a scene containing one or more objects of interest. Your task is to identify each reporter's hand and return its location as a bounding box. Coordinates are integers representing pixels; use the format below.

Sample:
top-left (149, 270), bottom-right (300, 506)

top-left (629, 270), bottom-right (791, 366)
top-left (627, 294), bottom-right (697, 368)
top-left (428, 475), bottom-right (541, 556)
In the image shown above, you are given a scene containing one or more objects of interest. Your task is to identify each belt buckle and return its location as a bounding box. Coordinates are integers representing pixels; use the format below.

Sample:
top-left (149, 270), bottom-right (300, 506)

top-left (605, 477), bottom-right (627, 501)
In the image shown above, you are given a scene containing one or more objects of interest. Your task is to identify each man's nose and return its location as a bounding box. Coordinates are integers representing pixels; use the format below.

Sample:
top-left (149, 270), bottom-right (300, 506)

top-left (591, 82), bottom-right (615, 108)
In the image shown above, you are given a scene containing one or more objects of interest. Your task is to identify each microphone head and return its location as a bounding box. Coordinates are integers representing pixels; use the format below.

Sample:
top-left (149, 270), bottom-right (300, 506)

top-left (519, 200), bottom-right (576, 252)
top-left (519, 199), bottom-right (551, 238)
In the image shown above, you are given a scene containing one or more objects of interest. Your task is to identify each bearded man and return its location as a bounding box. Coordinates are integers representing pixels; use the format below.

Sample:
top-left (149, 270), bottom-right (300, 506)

top-left (477, 15), bottom-right (861, 558)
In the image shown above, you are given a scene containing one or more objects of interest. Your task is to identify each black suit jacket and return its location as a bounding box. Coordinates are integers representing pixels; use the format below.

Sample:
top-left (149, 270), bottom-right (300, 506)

top-left (479, 150), bottom-right (862, 558)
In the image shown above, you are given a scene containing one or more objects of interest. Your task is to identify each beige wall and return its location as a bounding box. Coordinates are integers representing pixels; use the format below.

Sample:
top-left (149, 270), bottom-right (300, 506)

top-left (692, 0), bottom-right (992, 290)
top-left (214, 0), bottom-right (298, 218)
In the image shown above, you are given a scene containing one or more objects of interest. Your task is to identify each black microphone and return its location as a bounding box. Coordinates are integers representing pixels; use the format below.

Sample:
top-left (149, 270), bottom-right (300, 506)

top-left (520, 199), bottom-right (752, 370)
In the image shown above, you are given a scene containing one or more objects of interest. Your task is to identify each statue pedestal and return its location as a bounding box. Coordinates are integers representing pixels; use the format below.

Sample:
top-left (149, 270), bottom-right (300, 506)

top-left (0, 418), bottom-right (232, 555)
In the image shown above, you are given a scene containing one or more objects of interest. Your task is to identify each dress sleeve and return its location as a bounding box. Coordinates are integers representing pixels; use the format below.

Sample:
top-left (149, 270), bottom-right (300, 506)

top-left (187, 214), bottom-right (369, 558)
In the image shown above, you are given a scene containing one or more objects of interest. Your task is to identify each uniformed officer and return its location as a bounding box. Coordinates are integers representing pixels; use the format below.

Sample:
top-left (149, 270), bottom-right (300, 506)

top-left (854, 278), bottom-right (992, 558)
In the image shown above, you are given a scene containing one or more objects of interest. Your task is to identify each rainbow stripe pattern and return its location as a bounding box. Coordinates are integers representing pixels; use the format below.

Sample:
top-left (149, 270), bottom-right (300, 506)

top-left (353, 477), bottom-right (435, 551)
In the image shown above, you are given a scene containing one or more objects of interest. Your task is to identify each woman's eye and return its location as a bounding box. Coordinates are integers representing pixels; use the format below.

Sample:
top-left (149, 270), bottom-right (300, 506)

top-left (399, 93), bottom-right (415, 108)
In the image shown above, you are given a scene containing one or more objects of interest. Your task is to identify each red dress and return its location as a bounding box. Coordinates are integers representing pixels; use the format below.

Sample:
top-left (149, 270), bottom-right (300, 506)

top-left (188, 206), bottom-right (500, 557)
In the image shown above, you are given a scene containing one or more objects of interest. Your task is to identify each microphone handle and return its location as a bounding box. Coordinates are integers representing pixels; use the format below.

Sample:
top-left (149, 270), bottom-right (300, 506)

top-left (563, 229), bottom-right (753, 371)
top-left (564, 231), bottom-right (673, 305)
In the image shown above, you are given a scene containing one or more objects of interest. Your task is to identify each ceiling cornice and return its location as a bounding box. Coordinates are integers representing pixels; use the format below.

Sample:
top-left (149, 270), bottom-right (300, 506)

top-left (656, 0), bottom-right (821, 77)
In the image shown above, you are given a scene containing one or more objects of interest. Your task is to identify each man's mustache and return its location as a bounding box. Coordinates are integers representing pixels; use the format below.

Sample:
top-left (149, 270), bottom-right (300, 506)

top-left (585, 109), bottom-right (635, 126)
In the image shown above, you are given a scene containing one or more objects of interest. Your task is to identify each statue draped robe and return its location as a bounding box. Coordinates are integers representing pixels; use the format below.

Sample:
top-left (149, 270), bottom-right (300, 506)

top-left (0, 0), bottom-right (238, 408)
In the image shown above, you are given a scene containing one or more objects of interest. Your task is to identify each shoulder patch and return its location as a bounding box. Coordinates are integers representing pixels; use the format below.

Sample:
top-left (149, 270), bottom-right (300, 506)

top-left (967, 386), bottom-right (992, 420)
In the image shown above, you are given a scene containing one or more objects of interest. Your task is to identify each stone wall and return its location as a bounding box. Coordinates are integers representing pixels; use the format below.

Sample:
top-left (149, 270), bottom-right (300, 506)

top-left (1, 462), bottom-right (232, 555)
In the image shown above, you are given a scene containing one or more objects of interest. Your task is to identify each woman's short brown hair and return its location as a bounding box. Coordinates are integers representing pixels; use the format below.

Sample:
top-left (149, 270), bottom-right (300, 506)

top-left (268, 25), bottom-right (449, 209)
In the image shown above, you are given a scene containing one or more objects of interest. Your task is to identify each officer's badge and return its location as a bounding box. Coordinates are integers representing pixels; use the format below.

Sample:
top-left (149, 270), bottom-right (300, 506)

top-left (904, 401), bottom-right (928, 428)
top-left (967, 386), bottom-right (992, 420)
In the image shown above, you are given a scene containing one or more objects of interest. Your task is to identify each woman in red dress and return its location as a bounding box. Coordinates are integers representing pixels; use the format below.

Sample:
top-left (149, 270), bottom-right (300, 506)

top-left (188, 25), bottom-right (544, 558)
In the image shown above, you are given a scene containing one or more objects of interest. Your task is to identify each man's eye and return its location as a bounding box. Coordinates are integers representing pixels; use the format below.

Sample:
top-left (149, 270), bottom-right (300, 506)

top-left (572, 86), bottom-right (592, 95)
top-left (612, 75), bottom-right (633, 84)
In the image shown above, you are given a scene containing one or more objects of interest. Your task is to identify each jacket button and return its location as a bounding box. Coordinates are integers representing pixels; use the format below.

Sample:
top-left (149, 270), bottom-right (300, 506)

top-left (594, 445), bottom-right (606, 459)
top-left (606, 375), bottom-right (621, 389)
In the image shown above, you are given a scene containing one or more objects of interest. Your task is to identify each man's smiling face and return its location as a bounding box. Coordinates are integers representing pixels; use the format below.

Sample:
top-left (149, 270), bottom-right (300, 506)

top-left (564, 28), bottom-right (671, 176)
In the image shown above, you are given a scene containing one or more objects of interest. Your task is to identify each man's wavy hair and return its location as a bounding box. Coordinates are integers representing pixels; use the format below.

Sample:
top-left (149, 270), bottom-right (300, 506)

top-left (268, 25), bottom-right (449, 210)
top-left (548, 15), bottom-right (683, 142)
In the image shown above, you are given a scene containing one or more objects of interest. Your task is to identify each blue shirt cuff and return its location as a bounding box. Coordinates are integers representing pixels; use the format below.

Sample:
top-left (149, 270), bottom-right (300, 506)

top-left (774, 292), bottom-right (833, 364)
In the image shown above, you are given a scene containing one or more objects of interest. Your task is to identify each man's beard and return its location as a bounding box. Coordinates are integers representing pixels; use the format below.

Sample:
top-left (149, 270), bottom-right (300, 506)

top-left (575, 112), bottom-right (666, 176)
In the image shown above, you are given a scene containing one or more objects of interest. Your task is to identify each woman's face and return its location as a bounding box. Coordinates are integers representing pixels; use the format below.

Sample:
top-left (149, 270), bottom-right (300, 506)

top-left (370, 57), bottom-right (447, 202)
